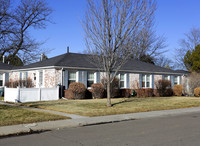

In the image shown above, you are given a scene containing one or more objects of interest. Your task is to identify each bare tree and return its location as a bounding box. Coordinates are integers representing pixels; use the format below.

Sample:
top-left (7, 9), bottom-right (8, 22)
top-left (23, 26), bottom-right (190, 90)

top-left (83, 0), bottom-right (156, 106)
top-left (183, 72), bottom-right (200, 95)
top-left (131, 18), bottom-right (167, 60)
top-left (154, 55), bottom-right (175, 69)
top-left (0, 0), bottom-right (53, 64)
top-left (175, 27), bottom-right (200, 69)
top-left (0, 0), bottom-right (14, 56)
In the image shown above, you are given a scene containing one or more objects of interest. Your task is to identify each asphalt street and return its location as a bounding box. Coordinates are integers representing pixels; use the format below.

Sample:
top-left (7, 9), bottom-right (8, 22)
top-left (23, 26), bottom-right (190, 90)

top-left (1, 112), bottom-right (200, 146)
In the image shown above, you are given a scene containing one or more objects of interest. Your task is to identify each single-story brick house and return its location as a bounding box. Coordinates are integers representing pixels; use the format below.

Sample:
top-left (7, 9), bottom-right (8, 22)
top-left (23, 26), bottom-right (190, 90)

top-left (0, 51), bottom-right (189, 91)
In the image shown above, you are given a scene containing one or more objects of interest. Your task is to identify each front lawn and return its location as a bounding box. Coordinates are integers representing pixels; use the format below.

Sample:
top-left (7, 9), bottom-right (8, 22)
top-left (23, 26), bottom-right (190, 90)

top-left (19, 97), bottom-right (200, 117)
top-left (0, 97), bottom-right (3, 101)
top-left (0, 105), bottom-right (69, 126)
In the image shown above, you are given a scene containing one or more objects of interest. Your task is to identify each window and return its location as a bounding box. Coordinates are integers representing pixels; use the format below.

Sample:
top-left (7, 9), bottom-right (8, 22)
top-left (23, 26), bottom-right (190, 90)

top-left (174, 76), bottom-right (178, 85)
top-left (163, 75), bottom-right (170, 80)
top-left (87, 72), bottom-right (94, 88)
top-left (120, 74), bottom-right (125, 88)
top-left (39, 71), bottom-right (43, 86)
top-left (34, 73), bottom-right (36, 80)
top-left (23, 72), bottom-right (27, 80)
top-left (19, 72), bottom-right (22, 80)
top-left (68, 71), bottom-right (76, 86)
top-left (142, 74), bottom-right (151, 88)
top-left (0, 74), bottom-right (3, 86)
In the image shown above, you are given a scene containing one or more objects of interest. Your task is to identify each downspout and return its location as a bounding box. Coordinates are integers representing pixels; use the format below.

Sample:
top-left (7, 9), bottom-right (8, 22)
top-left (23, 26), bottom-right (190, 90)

top-left (61, 68), bottom-right (64, 98)
top-left (61, 68), bottom-right (64, 86)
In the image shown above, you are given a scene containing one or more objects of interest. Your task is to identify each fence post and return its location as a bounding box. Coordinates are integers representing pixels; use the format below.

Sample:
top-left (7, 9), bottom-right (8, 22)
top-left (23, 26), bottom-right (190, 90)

top-left (17, 86), bottom-right (20, 103)
top-left (4, 86), bottom-right (6, 101)
top-left (38, 87), bottom-right (41, 101)
top-left (57, 86), bottom-right (59, 99)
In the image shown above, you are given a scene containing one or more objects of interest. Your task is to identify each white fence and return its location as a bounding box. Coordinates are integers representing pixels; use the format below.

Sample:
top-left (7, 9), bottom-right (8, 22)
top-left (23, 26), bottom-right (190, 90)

top-left (4, 87), bottom-right (59, 103)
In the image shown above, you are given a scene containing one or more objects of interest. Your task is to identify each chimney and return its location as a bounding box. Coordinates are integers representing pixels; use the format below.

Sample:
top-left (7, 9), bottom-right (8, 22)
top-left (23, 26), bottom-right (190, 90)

top-left (2, 56), bottom-right (5, 63)
top-left (67, 46), bottom-right (69, 53)
top-left (41, 54), bottom-right (44, 61)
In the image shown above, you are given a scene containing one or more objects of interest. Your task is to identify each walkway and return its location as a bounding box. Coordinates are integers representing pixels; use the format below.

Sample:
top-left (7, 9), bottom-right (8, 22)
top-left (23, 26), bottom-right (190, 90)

top-left (0, 101), bottom-right (87, 119)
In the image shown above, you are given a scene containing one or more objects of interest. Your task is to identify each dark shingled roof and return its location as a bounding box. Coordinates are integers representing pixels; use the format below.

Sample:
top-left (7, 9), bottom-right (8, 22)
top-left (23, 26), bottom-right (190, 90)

top-left (173, 70), bottom-right (190, 74)
top-left (14, 53), bottom-right (184, 74)
top-left (0, 62), bottom-right (14, 70)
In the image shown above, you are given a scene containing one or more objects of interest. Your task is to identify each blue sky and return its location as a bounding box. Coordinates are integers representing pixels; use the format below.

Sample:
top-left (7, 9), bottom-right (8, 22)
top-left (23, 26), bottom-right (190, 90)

top-left (27, 0), bottom-right (200, 59)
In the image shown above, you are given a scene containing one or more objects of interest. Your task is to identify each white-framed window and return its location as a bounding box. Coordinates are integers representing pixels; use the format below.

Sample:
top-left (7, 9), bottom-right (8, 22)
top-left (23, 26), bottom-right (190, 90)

top-left (68, 71), bottom-right (76, 86)
top-left (119, 73), bottom-right (125, 88)
top-left (39, 71), bottom-right (43, 86)
top-left (174, 76), bottom-right (178, 85)
top-left (87, 72), bottom-right (94, 88)
top-left (0, 74), bottom-right (3, 86)
top-left (163, 75), bottom-right (170, 80)
top-left (22, 72), bottom-right (27, 80)
top-left (116, 73), bottom-right (125, 88)
top-left (142, 74), bottom-right (151, 88)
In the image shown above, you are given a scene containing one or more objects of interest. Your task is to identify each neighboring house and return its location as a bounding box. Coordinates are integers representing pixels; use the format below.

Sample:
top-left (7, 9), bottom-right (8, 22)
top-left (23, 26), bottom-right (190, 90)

top-left (0, 62), bottom-right (13, 87)
top-left (5, 51), bottom-right (188, 90)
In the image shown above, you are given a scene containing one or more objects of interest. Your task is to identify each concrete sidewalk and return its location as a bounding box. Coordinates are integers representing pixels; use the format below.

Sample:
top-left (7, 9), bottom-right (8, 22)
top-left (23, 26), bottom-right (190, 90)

top-left (1, 105), bottom-right (200, 137)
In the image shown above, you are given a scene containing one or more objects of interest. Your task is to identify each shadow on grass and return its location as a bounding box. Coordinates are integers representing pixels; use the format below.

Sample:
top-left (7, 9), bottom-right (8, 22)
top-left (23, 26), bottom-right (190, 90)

top-left (111, 97), bottom-right (166, 106)
top-left (19, 101), bottom-right (70, 108)
top-left (112, 98), bottom-right (135, 106)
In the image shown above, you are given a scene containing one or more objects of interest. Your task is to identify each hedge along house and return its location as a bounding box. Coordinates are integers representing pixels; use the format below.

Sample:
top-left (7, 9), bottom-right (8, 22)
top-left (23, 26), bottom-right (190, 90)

top-left (7, 50), bottom-right (188, 92)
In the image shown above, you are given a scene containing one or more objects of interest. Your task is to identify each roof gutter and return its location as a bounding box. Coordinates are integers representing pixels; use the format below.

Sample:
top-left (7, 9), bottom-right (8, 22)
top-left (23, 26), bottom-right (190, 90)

top-left (0, 70), bottom-right (12, 73)
top-left (10, 66), bottom-right (186, 76)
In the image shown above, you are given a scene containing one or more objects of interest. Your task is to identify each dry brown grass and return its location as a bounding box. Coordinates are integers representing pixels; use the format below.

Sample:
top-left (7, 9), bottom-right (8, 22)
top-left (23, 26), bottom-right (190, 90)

top-left (0, 97), bottom-right (3, 101)
top-left (19, 97), bottom-right (200, 117)
top-left (0, 105), bottom-right (69, 126)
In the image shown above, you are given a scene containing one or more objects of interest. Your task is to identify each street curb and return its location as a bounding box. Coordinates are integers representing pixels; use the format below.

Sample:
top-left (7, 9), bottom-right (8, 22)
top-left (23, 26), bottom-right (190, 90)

top-left (1, 107), bottom-right (200, 137)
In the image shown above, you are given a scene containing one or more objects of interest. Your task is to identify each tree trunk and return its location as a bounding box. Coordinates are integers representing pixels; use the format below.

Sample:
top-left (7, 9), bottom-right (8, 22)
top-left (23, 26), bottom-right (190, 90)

top-left (106, 71), bottom-right (112, 107)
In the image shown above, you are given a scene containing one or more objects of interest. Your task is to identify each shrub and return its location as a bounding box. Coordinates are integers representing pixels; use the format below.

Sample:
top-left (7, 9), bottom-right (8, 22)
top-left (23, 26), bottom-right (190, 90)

top-left (64, 89), bottom-right (74, 99)
top-left (194, 87), bottom-right (200, 97)
top-left (5, 78), bottom-right (33, 88)
top-left (101, 77), bottom-right (120, 98)
top-left (67, 82), bottom-right (86, 99)
top-left (185, 72), bottom-right (200, 94)
top-left (120, 89), bottom-right (131, 98)
top-left (173, 85), bottom-right (183, 96)
top-left (26, 78), bottom-right (34, 88)
top-left (91, 83), bottom-right (105, 99)
top-left (136, 88), bottom-right (154, 97)
top-left (155, 79), bottom-right (172, 97)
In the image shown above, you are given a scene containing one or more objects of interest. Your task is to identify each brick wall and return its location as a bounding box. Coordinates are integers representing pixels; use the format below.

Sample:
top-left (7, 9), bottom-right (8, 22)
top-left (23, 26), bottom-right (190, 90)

top-left (154, 75), bottom-right (162, 89)
top-left (130, 73), bottom-right (139, 89)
